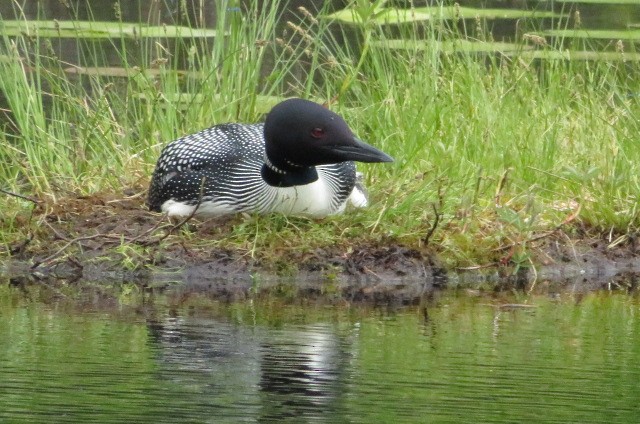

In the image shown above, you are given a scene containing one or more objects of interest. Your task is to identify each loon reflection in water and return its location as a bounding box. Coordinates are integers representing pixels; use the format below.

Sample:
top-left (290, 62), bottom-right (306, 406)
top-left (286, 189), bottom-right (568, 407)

top-left (146, 317), bottom-right (352, 421)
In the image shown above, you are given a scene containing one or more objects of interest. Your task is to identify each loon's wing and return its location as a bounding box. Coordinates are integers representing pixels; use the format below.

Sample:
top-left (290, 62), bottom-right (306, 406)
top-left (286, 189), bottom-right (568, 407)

top-left (147, 123), bottom-right (264, 211)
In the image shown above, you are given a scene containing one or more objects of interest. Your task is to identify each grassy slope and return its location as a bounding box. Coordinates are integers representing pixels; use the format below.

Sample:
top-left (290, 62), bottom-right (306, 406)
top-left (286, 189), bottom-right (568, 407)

top-left (0, 1), bottom-right (638, 269)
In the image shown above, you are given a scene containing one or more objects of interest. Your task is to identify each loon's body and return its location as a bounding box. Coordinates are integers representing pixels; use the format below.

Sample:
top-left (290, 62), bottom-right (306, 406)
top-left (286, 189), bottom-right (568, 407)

top-left (148, 99), bottom-right (392, 218)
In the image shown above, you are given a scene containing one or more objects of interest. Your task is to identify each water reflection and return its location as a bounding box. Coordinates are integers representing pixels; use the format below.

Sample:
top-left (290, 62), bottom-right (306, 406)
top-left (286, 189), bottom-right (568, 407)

top-left (259, 325), bottom-right (348, 422)
top-left (3, 289), bottom-right (640, 423)
top-left (147, 316), bottom-right (351, 423)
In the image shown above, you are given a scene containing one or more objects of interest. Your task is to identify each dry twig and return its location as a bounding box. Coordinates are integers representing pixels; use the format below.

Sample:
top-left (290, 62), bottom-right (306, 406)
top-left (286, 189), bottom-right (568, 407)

top-left (0, 188), bottom-right (41, 205)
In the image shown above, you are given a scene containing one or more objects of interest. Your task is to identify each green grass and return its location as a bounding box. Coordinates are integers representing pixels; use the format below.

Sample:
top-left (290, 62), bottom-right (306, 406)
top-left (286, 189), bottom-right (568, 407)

top-left (0, 0), bottom-right (639, 269)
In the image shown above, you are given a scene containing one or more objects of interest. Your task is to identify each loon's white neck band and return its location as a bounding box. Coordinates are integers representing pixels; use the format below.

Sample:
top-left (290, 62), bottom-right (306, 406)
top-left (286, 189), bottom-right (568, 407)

top-left (284, 159), bottom-right (305, 169)
top-left (264, 155), bottom-right (287, 175)
top-left (264, 155), bottom-right (307, 173)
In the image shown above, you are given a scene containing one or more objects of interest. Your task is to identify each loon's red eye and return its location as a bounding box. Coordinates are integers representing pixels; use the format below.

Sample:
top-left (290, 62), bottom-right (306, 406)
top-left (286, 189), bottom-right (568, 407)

top-left (311, 127), bottom-right (325, 138)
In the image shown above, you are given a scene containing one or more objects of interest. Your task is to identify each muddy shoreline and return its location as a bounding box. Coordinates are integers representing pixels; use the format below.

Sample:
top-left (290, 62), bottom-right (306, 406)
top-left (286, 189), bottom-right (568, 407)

top-left (5, 236), bottom-right (640, 305)
top-left (3, 194), bottom-right (640, 303)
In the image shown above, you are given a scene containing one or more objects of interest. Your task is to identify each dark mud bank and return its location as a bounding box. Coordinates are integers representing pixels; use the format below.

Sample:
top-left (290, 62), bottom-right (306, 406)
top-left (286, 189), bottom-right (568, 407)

top-left (5, 240), bottom-right (640, 304)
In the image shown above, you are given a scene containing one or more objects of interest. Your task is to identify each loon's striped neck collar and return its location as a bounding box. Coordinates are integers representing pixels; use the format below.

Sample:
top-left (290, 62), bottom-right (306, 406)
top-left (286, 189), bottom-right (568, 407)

top-left (261, 154), bottom-right (319, 188)
top-left (264, 154), bottom-right (287, 175)
top-left (264, 154), bottom-right (307, 172)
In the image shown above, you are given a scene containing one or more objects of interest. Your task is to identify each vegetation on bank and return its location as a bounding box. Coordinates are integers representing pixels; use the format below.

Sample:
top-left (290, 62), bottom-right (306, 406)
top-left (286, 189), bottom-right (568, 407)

top-left (0, 0), bottom-right (638, 271)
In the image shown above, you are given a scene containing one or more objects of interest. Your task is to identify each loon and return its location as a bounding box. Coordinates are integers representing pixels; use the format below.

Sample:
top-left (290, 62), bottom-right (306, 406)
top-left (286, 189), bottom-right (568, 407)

top-left (147, 98), bottom-right (393, 218)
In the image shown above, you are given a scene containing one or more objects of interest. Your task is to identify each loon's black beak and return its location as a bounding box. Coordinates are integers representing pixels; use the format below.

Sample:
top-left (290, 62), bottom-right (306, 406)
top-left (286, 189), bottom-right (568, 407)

top-left (329, 137), bottom-right (394, 163)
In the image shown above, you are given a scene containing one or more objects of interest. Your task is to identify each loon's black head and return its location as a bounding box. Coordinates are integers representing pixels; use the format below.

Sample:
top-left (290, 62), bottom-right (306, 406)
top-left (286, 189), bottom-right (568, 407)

top-left (263, 98), bottom-right (393, 172)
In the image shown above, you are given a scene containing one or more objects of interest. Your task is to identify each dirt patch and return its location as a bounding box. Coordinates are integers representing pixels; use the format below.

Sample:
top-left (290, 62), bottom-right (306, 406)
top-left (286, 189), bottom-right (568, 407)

top-left (3, 192), bottom-right (640, 304)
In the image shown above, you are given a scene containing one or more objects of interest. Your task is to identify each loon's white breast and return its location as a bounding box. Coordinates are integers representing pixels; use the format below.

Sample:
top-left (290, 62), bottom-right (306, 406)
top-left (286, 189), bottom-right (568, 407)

top-left (160, 165), bottom-right (351, 218)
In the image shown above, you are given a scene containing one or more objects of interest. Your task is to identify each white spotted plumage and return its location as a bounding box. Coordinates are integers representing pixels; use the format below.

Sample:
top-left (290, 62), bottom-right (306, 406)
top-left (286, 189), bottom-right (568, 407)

top-left (148, 123), bottom-right (359, 218)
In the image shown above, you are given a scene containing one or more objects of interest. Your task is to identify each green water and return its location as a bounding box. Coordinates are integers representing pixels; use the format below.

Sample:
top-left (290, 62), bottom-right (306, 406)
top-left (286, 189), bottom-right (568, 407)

top-left (1, 286), bottom-right (640, 423)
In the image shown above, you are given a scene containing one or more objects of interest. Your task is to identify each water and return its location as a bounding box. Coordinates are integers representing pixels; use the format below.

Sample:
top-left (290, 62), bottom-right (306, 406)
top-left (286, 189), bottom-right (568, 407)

top-left (2, 285), bottom-right (640, 423)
